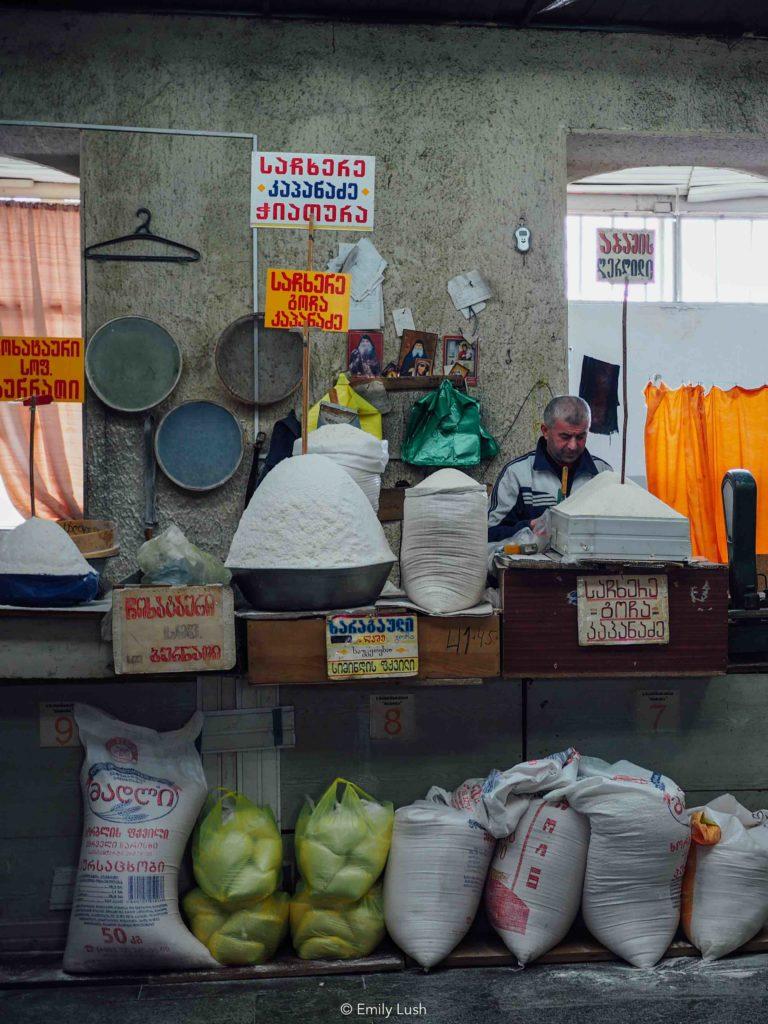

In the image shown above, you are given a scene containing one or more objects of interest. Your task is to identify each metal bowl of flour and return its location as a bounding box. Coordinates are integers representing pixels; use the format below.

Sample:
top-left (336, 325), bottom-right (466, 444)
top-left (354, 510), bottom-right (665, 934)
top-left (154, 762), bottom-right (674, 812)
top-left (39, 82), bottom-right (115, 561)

top-left (231, 561), bottom-right (395, 612)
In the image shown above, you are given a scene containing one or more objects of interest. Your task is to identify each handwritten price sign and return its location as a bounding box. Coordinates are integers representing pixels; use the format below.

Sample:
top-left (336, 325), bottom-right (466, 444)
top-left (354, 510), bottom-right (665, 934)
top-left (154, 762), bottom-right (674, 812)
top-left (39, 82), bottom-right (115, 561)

top-left (577, 574), bottom-right (669, 646)
top-left (0, 336), bottom-right (84, 403)
top-left (596, 228), bottom-right (655, 284)
top-left (112, 585), bottom-right (236, 675)
top-left (264, 268), bottom-right (351, 333)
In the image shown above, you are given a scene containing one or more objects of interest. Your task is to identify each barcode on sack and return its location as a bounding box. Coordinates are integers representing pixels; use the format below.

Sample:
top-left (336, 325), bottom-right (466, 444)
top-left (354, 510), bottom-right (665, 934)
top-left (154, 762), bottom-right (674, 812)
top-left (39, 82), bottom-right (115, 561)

top-left (127, 876), bottom-right (165, 902)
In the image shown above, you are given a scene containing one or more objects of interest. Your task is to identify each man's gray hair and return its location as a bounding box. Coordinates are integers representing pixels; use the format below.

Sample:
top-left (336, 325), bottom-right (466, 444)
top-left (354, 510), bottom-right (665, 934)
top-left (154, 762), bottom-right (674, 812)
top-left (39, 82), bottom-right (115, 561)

top-left (543, 395), bottom-right (591, 428)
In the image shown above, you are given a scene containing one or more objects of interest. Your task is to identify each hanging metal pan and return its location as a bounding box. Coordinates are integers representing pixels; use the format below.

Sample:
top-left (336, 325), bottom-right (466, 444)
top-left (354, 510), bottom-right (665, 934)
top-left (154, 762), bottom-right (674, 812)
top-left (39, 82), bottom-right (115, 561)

top-left (215, 313), bottom-right (304, 406)
top-left (86, 316), bottom-right (182, 413)
top-left (155, 400), bottom-right (244, 492)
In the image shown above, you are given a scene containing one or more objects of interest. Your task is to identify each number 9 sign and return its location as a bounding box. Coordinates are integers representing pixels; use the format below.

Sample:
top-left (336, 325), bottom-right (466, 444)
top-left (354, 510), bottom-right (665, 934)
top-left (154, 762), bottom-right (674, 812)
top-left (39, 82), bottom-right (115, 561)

top-left (39, 702), bottom-right (81, 748)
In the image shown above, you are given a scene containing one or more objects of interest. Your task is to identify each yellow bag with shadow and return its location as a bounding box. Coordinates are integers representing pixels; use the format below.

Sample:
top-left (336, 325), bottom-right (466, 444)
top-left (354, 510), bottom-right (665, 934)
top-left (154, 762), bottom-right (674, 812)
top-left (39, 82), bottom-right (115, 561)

top-left (192, 789), bottom-right (283, 903)
top-left (183, 888), bottom-right (289, 966)
top-left (295, 778), bottom-right (394, 902)
top-left (308, 373), bottom-right (383, 439)
top-left (290, 881), bottom-right (385, 960)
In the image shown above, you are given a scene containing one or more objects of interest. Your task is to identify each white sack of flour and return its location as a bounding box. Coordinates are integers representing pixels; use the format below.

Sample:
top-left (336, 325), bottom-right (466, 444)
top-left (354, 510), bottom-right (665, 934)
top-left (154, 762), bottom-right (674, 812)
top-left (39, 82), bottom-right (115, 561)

top-left (293, 424), bottom-right (389, 511)
top-left (63, 704), bottom-right (216, 973)
top-left (400, 469), bottom-right (487, 614)
top-left (383, 797), bottom-right (496, 969)
top-left (486, 795), bottom-right (589, 964)
top-left (548, 757), bottom-right (690, 968)
top-left (682, 794), bottom-right (768, 960)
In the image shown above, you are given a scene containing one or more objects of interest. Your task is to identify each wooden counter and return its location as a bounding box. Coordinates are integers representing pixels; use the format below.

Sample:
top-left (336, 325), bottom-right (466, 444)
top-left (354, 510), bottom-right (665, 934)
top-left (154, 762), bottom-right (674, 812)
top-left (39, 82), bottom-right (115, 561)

top-left (501, 558), bottom-right (728, 678)
top-left (246, 611), bottom-right (501, 684)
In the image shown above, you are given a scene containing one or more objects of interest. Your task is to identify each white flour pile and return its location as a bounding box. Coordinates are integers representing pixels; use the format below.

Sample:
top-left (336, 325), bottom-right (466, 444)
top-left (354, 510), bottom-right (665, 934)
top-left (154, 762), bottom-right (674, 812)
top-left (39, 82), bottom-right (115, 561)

top-left (0, 517), bottom-right (92, 576)
top-left (226, 453), bottom-right (395, 569)
top-left (555, 472), bottom-right (686, 520)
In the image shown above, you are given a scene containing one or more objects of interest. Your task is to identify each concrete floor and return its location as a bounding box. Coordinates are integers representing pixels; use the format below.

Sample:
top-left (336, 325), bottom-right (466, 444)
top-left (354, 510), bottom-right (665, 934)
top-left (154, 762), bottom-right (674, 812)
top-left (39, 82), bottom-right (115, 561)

top-left (3, 955), bottom-right (768, 1024)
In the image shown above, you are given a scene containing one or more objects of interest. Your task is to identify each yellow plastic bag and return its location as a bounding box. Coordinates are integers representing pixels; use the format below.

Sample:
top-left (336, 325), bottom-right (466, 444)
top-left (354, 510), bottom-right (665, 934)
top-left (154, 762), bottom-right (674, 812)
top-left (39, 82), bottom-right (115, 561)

top-left (308, 373), bottom-right (382, 439)
top-left (183, 888), bottom-right (289, 966)
top-left (295, 778), bottom-right (393, 902)
top-left (290, 881), bottom-right (385, 960)
top-left (192, 789), bottom-right (283, 904)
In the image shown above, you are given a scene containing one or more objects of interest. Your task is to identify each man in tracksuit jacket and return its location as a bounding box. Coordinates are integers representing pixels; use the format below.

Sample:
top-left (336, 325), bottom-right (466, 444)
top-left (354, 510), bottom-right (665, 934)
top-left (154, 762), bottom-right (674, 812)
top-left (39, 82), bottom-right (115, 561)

top-left (488, 395), bottom-right (611, 544)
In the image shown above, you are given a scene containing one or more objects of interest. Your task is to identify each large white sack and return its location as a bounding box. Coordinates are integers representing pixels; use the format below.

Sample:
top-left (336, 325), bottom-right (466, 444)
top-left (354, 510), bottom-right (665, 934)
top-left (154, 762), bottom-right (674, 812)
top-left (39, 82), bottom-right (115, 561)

top-left (400, 469), bottom-right (487, 614)
top-left (486, 795), bottom-right (589, 964)
top-left (383, 799), bottom-right (496, 968)
top-left (427, 749), bottom-right (582, 840)
top-left (548, 757), bottom-right (690, 968)
top-left (63, 704), bottom-right (216, 973)
top-left (682, 795), bottom-right (768, 960)
top-left (294, 425), bottom-right (389, 510)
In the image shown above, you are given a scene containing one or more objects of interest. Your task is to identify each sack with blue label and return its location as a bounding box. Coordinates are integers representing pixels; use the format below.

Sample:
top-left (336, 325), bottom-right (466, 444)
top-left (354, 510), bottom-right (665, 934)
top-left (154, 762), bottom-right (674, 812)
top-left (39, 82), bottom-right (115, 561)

top-left (401, 379), bottom-right (499, 467)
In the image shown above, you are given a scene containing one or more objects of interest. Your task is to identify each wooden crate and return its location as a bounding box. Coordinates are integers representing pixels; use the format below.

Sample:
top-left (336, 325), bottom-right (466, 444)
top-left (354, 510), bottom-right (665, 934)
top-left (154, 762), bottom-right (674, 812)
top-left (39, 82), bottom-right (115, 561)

top-left (246, 612), bottom-right (500, 684)
top-left (501, 561), bottom-right (728, 677)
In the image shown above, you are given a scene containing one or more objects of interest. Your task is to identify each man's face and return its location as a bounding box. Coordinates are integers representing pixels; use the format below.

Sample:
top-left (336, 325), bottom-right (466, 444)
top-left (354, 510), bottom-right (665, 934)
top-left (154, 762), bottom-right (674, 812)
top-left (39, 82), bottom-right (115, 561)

top-left (541, 418), bottom-right (588, 466)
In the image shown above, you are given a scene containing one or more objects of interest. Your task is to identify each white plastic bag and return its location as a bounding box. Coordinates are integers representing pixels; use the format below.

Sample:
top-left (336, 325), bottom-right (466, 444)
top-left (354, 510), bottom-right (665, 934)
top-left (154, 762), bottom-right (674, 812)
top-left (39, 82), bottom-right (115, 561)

top-left (548, 757), bottom-right (690, 968)
top-left (63, 704), bottom-right (216, 973)
top-left (682, 794), bottom-right (768, 960)
top-left (294, 425), bottom-right (389, 511)
top-left (486, 795), bottom-right (589, 964)
top-left (401, 469), bottom-right (488, 614)
top-left (383, 798), bottom-right (496, 969)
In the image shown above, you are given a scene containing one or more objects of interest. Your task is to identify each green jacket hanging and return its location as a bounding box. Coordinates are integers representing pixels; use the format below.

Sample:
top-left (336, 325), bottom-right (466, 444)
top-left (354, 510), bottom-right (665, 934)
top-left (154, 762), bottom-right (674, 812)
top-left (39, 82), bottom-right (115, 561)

top-left (401, 380), bottom-right (499, 467)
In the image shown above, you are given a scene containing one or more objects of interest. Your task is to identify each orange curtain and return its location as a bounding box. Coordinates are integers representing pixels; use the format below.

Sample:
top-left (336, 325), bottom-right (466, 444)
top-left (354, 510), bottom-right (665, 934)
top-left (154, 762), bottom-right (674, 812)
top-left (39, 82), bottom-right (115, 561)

top-left (0, 201), bottom-right (83, 520)
top-left (645, 382), bottom-right (768, 563)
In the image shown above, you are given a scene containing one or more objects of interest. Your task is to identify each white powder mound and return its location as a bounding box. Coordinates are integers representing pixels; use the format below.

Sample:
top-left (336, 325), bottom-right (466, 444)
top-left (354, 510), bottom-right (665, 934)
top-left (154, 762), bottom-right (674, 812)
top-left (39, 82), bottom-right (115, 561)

top-left (411, 469), bottom-right (485, 495)
top-left (0, 517), bottom-right (93, 576)
top-left (555, 471), bottom-right (686, 520)
top-left (226, 453), bottom-right (395, 569)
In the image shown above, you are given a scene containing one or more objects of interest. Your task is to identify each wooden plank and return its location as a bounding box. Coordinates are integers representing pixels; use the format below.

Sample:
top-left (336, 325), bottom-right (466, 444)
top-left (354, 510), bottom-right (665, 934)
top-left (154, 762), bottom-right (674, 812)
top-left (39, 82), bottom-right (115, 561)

top-left (418, 615), bottom-right (500, 678)
top-left (348, 375), bottom-right (466, 392)
top-left (248, 613), bottom-right (501, 684)
top-left (378, 487), bottom-right (406, 522)
top-left (0, 943), bottom-right (405, 988)
top-left (437, 925), bottom-right (768, 969)
top-left (502, 563), bottom-right (728, 677)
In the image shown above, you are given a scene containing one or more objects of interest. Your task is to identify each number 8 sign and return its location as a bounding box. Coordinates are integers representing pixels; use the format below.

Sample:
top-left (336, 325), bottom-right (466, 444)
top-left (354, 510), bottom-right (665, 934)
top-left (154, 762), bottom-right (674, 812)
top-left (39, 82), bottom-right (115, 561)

top-left (369, 695), bottom-right (415, 741)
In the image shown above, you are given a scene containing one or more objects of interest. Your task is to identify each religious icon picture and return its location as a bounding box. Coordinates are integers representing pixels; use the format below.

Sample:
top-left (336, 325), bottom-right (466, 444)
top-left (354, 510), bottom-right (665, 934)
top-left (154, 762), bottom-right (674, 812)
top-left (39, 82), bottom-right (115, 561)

top-left (347, 330), bottom-right (383, 377)
top-left (381, 361), bottom-right (400, 378)
top-left (443, 334), bottom-right (477, 384)
top-left (397, 330), bottom-right (438, 377)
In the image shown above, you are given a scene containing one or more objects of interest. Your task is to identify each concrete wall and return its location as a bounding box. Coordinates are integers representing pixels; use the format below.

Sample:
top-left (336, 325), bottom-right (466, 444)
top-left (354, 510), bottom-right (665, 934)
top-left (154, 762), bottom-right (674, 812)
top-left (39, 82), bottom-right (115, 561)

top-left (3, 13), bottom-right (768, 942)
top-left (1, 14), bottom-right (766, 571)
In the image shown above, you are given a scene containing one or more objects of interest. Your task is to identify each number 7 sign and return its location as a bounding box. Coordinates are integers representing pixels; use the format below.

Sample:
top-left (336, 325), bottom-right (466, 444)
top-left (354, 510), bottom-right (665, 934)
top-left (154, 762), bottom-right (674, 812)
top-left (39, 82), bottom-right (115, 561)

top-left (633, 689), bottom-right (680, 733)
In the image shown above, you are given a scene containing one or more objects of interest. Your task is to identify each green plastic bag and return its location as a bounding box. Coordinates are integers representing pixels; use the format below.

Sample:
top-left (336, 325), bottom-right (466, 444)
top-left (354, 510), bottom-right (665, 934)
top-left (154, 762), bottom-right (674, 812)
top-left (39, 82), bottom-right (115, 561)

top-left (290, 881), bottom-right (385, 960)
top-left (295, 778), bottom-right (394, 902)
top-left (192, 790), bottom-right (283, 904)
top-left (402, 379), bottom-right (499, 467)
top-left (183, 888), bottom-right (289, 966)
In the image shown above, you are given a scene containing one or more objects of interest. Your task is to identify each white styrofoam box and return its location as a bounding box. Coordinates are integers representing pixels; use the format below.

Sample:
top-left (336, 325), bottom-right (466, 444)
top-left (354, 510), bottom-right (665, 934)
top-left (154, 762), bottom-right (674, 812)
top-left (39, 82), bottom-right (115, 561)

top-left (549, 510), bottom-right (692, 561)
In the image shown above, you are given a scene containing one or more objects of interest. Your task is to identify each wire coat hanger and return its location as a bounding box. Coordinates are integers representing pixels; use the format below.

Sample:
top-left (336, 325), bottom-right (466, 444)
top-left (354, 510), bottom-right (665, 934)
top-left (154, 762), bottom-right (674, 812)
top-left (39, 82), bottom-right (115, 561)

top-left (84, 207), bottom-right (201, 263)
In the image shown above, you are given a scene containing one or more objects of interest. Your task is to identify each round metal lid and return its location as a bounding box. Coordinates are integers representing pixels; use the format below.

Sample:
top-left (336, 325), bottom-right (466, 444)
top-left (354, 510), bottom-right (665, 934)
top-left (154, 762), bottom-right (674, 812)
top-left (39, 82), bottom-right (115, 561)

top-left (86, 316), bottom-right (182, 413)
top-left (155, 400), bottom-right (244, 491)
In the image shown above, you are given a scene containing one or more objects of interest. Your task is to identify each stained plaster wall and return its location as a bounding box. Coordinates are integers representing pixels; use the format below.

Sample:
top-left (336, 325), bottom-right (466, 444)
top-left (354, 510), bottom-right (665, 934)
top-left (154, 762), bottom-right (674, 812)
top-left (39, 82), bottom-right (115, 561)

top-left (2, 13), bottom-right (768, 938)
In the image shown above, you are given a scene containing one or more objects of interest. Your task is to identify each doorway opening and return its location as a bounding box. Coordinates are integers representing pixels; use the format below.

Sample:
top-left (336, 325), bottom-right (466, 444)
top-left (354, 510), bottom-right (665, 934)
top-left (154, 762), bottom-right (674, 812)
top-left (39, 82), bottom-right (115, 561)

top-left (0, 133), bottom-right (83, 529)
